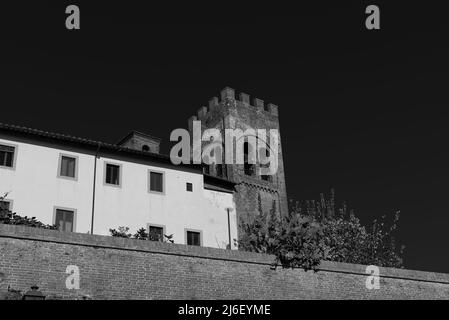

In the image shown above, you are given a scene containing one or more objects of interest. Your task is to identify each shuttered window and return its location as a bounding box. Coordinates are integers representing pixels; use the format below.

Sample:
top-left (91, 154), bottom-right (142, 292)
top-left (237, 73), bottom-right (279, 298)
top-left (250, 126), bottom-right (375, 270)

top-left (55, 209), bottom-right (74, 232)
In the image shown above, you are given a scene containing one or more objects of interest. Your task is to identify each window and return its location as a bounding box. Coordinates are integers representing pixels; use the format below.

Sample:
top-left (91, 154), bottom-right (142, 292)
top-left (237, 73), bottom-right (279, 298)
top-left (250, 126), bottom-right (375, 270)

top-left (149, 171), bottom-right (164, 193)
top-left (186, 230), bottom-right (201, 246)
top-left (59, 155), bottom-right (77, 179)
top-left (0, 200), bottom-right (11, 211)
top-left (54, 208), bottom-right (75, 232)
top-left (149, 225), bottom-right (164, 242)
top-left (186, 182), bottom-right (193, 192)
top-left (142, 145), bottom-right (150, 152)
top-left (216, 164), bottom-right (223, 177)
top-left (0, 144), bottom-right (15, 168)
top-left (260, 148), bottom-right (271, 182)
top-left (105, 163), bottom-right (121, 186)
top-left (243, 142), bottom-right (255, 176)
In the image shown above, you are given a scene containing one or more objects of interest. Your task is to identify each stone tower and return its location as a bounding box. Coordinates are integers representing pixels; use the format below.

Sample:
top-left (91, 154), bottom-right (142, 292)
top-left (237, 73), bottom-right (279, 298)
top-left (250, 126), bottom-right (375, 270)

top-left (188, 87), bottom-right (288, 226)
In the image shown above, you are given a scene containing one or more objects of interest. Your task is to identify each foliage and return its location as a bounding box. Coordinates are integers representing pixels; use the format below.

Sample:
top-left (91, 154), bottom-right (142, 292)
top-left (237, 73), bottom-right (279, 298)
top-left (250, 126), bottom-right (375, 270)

top-left (238, 190), bottom-right (405, 270)
top-left (290, 189), bottom-right (405, 268)
top-left (0, 193), bottom-right (57, 230)
top-left (133, 227), bottom-right (148, 240)
top-left (1, 286), bottom-right (22, 300)
top-left (110, 226), bottom-right (174, 243)
top-left (238, 199), bottom-right (328, 271)
top-left (109, 226), bottom-right (132, 238)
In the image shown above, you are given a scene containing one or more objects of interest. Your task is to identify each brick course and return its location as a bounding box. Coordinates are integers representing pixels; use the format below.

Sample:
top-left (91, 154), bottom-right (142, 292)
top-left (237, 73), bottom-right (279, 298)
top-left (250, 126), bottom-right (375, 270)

top-left (0, 224), bottom-right (448, 300)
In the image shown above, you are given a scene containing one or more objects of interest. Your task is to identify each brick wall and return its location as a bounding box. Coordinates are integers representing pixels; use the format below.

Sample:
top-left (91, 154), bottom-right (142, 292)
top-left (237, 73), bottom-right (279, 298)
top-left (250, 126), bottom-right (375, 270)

top-left (0, 224), bottom-right (448, 300)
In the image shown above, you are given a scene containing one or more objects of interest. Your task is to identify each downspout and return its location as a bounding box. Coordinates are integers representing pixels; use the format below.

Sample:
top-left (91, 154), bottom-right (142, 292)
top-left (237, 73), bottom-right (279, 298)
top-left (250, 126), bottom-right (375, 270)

top-left (90, 143), bottom-right (101, 234)
top-left (226, 207), bottom-right (233, 249)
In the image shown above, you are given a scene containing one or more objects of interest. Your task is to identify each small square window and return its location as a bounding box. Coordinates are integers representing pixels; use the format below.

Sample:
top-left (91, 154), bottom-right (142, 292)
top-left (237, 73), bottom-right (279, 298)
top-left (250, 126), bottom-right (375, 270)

top-left (149, 171), bottom-right (164, 193)
top-left (186, 182), bottom-right (193, 192)
top-left (0, 144), bottom-right (15, 168)
top-left (105, 163), bottom-right (121, 186)
top-left (60, 155), bottom-right (76, 178)
top-left (55, 208), bottom-right (75, 232)
top-left (149, 226), bottom-right (164, 242)
top-left (186, 230), bottom-right (201, 246)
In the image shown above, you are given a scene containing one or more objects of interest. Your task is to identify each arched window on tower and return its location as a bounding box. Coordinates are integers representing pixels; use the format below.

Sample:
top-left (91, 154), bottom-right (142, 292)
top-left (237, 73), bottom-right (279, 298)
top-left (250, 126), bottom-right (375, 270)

top-left (216, 164), bottom-right (223, 177)
top-left (260, 147), bottom-right (272, 182)
top-left (244, 141), bottom-right (255, 176)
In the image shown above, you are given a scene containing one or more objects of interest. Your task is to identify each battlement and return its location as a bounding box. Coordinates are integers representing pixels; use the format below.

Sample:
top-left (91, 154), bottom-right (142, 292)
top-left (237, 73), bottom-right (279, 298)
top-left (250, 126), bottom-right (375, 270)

top-left (193, 87), bottom-right (279, 122)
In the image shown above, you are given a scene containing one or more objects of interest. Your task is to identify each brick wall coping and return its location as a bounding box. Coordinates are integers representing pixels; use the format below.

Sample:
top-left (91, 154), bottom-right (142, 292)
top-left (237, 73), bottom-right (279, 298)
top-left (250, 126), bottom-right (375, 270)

top-left (1, 224), bottom-right (448, 285)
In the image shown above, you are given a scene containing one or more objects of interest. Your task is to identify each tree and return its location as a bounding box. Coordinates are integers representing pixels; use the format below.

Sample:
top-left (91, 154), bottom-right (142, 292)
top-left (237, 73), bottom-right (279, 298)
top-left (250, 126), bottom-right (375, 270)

top-left (238, 202), bottom-right (328, 271)
top-left (238, 189), bottom-right (405, 270)
top-left (293, 189), bottom-right (405, 268)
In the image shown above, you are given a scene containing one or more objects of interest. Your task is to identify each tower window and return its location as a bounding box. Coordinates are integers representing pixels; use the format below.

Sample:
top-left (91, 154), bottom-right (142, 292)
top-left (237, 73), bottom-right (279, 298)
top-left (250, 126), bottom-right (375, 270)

top-left (216, 164), bottom-right (223, 177)
top-left (261, 175), bottom-right (272, 182)
top-left (142, 145), bottom-right (150, 152)
top-left (244, 142), bottom-right (255, 176)
top-left (260, 147), bottom-right (271, 182)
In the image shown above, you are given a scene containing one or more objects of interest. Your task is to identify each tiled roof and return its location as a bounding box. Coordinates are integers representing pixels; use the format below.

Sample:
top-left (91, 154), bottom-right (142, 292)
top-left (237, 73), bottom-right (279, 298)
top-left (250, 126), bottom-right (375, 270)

top-left (0, 122), bottom-right (185, 167)
top-left (0, 122), bottom-right (236, 190)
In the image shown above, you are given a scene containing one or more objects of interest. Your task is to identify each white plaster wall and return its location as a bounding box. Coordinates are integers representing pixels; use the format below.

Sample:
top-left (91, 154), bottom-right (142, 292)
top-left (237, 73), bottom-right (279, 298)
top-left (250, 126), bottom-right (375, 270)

top-left (0, 138), bottom-right (94, 233)
top-left (203, 189), bottom-right (237, 249)
top-left (0, 137), bottom-right (237, 249)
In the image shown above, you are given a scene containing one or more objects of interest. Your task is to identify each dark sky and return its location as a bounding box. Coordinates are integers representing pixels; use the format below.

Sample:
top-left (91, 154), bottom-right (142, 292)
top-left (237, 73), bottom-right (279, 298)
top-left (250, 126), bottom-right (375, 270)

top-left (1, 1), bottom-right (448, 273)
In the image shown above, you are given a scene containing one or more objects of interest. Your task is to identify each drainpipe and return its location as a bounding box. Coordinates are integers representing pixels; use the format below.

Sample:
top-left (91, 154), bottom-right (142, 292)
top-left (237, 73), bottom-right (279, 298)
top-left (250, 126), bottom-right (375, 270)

top-left (226, 207), bottom-right (233, 249)
top-left (90, 143), bottom-right (101, 234)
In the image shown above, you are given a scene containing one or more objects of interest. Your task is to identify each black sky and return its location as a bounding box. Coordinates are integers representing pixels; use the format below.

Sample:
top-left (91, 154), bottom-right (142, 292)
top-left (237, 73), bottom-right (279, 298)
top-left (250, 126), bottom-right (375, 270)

top-left (1, 1), bottom-right (448, 273)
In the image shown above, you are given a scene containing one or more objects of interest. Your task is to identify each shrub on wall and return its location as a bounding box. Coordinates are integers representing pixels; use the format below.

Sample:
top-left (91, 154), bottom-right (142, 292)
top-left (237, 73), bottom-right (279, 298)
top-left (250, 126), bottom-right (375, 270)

top-left (109, 226), bottom-right (132, 238)
top-left (0, 193), bottom-right (57, 230)
top-left (110, 226), bottom-right (174, 243)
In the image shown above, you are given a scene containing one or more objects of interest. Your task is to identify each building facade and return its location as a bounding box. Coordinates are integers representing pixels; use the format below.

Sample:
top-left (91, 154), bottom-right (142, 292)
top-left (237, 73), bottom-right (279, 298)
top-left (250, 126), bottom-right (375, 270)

top-left (0, 124), bottom-right (237, 249)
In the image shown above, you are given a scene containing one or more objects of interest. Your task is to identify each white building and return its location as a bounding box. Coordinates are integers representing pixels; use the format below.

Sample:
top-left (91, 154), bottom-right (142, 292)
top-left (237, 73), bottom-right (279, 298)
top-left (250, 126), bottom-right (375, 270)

top-left (0, 123), bottom-right (238, 249)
